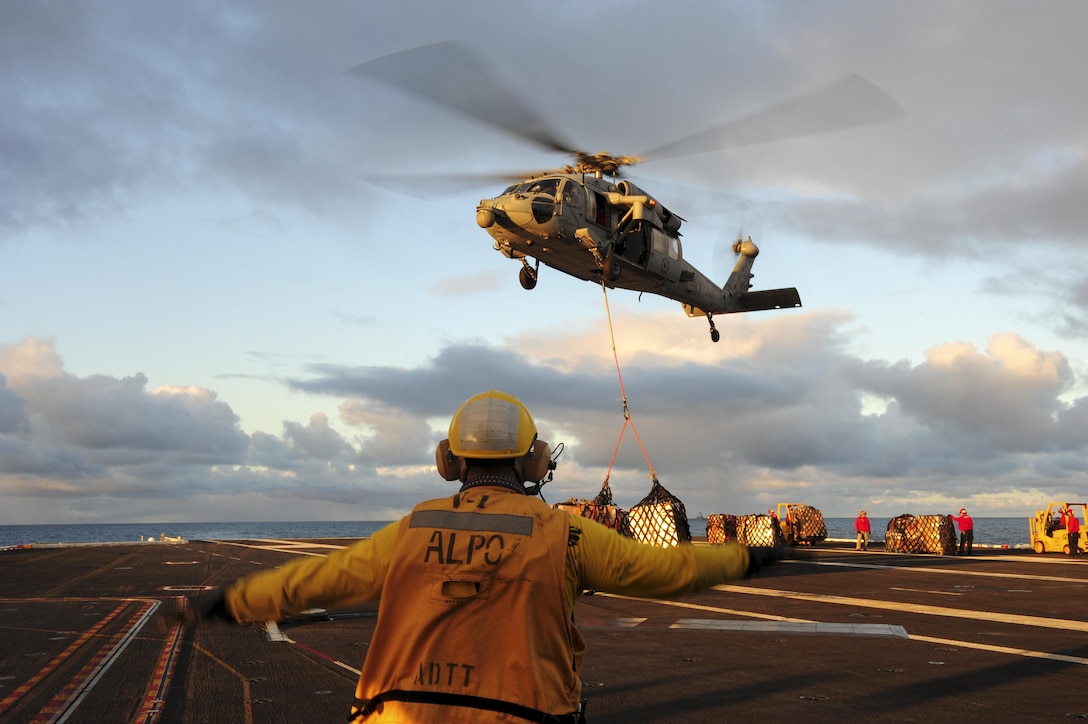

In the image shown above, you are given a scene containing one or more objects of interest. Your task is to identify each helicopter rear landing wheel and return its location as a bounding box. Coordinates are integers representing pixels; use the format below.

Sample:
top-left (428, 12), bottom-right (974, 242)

top-left (519, 265), bottom-right (537, 290)
top-left (708, 314), bottom-right (720, 343)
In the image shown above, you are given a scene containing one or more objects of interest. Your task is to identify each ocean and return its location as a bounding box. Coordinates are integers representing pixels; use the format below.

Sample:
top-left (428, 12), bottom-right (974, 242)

top-left (0, 517), bottom-right (1031, 549)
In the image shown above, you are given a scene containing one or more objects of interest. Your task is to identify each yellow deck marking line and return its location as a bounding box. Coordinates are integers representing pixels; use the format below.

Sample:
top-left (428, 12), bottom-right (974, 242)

top-left (889, 587), bottom-right (963, 596)
top-left (906, 634), bottom-right (1088, 665)
top-left (712, 584), bottom-right (1088, 633)
top-left (248, 539), bottom-right (348, 550)
top-left (210, 541), bottom-right (332, 557)
top-left (670, 619), bottom-right (909, 637)
top-left (790, 558), bottom-right (1088, 584)
top-left (193, 644), bottom-right (252, 724)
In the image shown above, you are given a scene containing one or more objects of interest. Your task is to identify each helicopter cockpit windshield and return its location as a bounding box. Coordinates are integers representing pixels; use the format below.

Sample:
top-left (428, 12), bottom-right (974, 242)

top-left (505, 178), bottom-right (559, 197)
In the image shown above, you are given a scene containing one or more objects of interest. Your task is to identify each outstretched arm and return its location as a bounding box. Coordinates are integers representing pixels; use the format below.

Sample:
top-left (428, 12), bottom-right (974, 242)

top-left (565, 516), bottom-right (758, 603)
top-left (225, 521), bottom-right (401, 622)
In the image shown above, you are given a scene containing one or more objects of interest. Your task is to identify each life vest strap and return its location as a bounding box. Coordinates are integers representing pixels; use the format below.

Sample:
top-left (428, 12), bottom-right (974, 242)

top-left (351, 690), bottom-right (584, 722)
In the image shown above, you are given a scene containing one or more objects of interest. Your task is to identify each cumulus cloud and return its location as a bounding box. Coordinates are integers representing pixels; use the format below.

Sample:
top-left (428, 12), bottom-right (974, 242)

top-left (3, 315), bottom-right (1088, 524)
top-left (282, 314), bottom-right (1088, 516)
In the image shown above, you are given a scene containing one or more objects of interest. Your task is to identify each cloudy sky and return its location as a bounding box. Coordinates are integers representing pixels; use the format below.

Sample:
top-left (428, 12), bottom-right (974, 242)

top-left (3, 1), bottom-right (1087, 525)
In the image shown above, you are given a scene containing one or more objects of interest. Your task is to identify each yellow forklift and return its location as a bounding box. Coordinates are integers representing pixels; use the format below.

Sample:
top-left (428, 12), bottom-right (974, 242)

top-left (1029, 502), bottom-right (1087, 554)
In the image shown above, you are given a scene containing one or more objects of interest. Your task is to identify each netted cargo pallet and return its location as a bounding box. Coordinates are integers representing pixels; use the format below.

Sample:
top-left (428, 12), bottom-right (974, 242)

top-left (884, 514), bottom-right (957, 555)
top-left (736, 514), bottom-right (780, 548)
top-left (782, 504), bottom-right (827, 545)
top-left (706, 514), bottom-right (738, 545)
top-left (627, 479), bottom-right (691, 548)
top-left (554, 481), bottom-right (629, 535)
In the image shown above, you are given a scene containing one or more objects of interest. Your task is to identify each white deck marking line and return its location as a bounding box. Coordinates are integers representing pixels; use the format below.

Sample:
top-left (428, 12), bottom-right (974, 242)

top-left (595, 595), bottom-right (904, 636)
top-left (264, 623), bottom-right (363, 676)
top-left (597, 594), bottom-right (812, 622)
top-left (712, 584), bottom-right (1088, 632)
top-left (788, 558), bottom-right (1088, 584)
top-left (265, 622), bottom-right (292, 642)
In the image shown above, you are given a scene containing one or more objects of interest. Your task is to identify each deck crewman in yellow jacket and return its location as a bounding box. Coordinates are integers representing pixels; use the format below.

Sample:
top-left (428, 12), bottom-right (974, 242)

top-left (188, 390), bottom-right (782, 723)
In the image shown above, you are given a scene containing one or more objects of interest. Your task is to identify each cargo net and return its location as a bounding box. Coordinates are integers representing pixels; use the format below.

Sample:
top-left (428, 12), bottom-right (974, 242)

top-left (627, 479), bottom-right (691, 548)
top-left (706, 514), bottom-right (738, 545)
top-left (783, 505), bottom-right (827, 545)
top-left (884, 514), bottom-right (957, 555)
top-left (554, 481), bottom-right (629, 535)
top-left (735, 514), bottom-right (782, 548)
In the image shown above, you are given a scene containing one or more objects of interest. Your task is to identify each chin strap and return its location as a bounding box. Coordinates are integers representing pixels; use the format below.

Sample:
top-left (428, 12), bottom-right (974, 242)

top-left (523, 474), bottom-right (550, 500)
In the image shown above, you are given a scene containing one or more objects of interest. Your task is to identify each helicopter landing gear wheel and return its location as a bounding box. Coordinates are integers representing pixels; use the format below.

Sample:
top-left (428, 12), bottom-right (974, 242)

top-left (604, 254), bottom-right (621, 282)
top-left (708, 314), bottom-right (720, 343)
top-left (519, 260), bottom-right (538, 290)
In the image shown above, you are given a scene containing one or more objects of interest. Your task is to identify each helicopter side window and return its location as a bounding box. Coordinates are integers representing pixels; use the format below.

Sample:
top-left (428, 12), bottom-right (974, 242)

top-left (669, 236), bottom-right (681, 261)
top-left (561, 180), bottom-right (584, 210)
top-left (652, 230), bottom-right (668, 257)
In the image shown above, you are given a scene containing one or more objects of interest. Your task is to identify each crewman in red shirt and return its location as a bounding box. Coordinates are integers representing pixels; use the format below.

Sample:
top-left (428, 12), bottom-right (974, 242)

top-left (950, 508), bottom-right (973, 555)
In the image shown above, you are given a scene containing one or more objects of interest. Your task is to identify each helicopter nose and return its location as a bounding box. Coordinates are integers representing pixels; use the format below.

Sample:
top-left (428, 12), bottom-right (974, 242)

top-left (476, 208), bottom-right (496, 228)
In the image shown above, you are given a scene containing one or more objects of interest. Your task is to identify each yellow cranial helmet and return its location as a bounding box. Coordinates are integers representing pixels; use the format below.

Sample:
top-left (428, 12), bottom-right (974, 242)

top-left (448, 390), bottom-right (537, 459)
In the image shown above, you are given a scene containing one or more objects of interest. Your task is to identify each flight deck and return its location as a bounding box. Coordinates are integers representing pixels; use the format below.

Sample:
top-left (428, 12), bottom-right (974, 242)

top-left (1, 539), bottom-right (1086, 723)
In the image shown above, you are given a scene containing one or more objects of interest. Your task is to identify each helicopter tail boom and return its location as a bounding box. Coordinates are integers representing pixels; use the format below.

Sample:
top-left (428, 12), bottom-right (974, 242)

top-left (682, 236), bottom-right (801, 337)
top-left (719, 237), bottom-right (801, 312)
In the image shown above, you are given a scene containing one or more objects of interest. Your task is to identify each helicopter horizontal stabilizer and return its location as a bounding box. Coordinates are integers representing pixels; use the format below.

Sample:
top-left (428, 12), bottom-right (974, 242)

top-left (681, 287), bottom-right (801, 319)
top-left (730, 287), bottom-right (802, 313)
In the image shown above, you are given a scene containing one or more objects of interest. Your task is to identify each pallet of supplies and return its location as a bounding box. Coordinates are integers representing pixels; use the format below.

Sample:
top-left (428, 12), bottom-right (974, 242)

top-left (781, 503), bottom-right (828, 545)
top-left (554, 499), bottom-right (588, 517)
top-left (586, 480), bottom-right (628, 534)
top-left (627, 479), bottom-right (691, 548)
top-left (884, 514), bottom-right (957, 555)
top-left (736, 514), bottom-right (780, 548)
top-left (554, 481), bottom-right (628, 534)
top-left (706, 514), bottom-right (738, 545)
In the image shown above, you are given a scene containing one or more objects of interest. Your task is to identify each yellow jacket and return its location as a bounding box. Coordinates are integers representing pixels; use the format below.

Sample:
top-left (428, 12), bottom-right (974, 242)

top-left (227, 487), bottom-right (750, 722)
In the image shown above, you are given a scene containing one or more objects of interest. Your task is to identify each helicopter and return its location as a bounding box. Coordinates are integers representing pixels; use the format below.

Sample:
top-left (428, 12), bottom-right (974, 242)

top-left (352, 43), bottom-right (903, 342)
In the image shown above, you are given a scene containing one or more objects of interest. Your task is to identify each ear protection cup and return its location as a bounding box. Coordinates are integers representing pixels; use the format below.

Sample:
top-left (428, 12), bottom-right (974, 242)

top-left (435, 439), bottom-right (463, 482)
top-left (522, 439), bottom-right (553, 483)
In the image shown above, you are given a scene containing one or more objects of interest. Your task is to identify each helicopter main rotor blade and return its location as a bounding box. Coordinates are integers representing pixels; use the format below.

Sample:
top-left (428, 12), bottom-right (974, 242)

top-left (642, 74), bottom-right (904, 159)
top-left (360, 170), bottom-right (549, 197)
top-left (349, 42), bottom-right (578, 156)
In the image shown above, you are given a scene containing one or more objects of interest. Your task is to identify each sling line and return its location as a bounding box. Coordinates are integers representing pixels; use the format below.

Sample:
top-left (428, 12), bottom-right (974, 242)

top-left (599, 279), bottom-right (659, 487)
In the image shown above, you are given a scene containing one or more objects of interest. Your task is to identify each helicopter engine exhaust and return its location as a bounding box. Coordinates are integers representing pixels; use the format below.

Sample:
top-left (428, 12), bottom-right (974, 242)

top-left (615, 180), bottom-right (682, 233)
